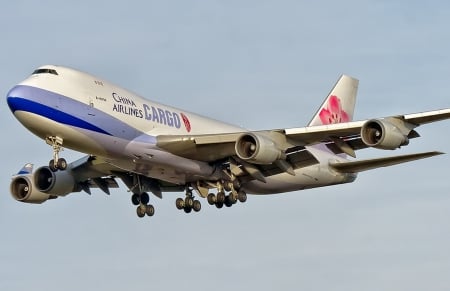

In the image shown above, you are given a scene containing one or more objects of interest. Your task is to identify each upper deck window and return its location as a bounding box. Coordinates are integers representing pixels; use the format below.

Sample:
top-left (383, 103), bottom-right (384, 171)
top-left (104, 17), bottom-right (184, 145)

top-left (32, 68), bottom-right (59, 75)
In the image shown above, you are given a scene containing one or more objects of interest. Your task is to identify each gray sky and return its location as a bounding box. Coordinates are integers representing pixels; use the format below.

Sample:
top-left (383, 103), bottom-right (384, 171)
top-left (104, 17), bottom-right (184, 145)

top-left (1, 1), bottom-right (450, 290)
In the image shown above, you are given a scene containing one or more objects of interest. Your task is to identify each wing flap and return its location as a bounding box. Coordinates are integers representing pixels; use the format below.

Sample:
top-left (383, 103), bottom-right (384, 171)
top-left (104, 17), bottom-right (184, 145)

top-left (329, 151), bottom-right (444, 173)
top-left (284, 121), bottom-right (364, 145)
top-left (157, 134), bottom-right (239, 161)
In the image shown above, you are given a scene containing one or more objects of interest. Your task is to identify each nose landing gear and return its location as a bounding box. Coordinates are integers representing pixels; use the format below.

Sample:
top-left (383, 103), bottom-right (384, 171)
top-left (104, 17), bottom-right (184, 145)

top-left (46, 136), bottom-right (67, 171)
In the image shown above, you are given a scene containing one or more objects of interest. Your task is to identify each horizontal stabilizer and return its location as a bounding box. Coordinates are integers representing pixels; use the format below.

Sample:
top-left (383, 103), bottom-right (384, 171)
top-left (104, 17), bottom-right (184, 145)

top-left (329, 151), bottom-right (444, 173)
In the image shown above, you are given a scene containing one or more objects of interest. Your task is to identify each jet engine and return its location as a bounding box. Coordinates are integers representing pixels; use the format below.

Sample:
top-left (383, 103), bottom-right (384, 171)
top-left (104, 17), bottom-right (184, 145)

top-left (235, 133), bottom-right (284, 164)
top-left (10, 174), bottom-right (50, 204)
top-left (34, 166), bottom-right (79, 196)
top-left (361, 119), bottom-right (409, 150)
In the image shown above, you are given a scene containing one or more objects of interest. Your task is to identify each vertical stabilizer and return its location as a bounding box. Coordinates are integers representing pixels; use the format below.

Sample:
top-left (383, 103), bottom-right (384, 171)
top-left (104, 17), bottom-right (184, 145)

top-left (17, 163), bottom-right (33, 175)
top-left (308, 75), bottom-right (359, 126)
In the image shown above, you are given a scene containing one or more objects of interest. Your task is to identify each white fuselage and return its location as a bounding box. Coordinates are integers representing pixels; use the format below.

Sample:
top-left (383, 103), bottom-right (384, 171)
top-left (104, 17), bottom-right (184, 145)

top-left (7, 65), bottom-right (356, 194)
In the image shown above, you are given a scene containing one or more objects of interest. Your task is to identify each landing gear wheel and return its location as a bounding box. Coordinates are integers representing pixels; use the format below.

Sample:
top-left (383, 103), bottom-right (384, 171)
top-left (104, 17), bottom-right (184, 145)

top-left (207, 193), bottom-right (216, 205)
top-left (57, 158), bottom-right (67, 170)
top-left (229, 193), bottom-right (238, 204)
top-left (184, 206), bottom-right (192, 213)
top-left (49, 158), bottom-right (67, 171)
top-left (145, 205), bottom-right (155, 216)
top-left (140, 193), bottom-right (150, 205)
top-left (136, 206), bottom-right (146, 218)
top-left (131, 194), bottom-right (140, 206)
top-left (175, 198), bottom-right (185, 210)
top-left (224, 183), bottom-right (232, 192)
top-left (46, 136), bottom-right (65, 171)
top-left (217, 191), bottom-right (226, 204)
top-left (185, 197), bottom-right (194, 208)
top-left (193, 200), bottom-right (201, 212)
top-left (215, 202), bottom-right (224, 209)
top-left (49, 159), bottom-right (57, 172)
top-left (224, 196), bottom-right (233, 207)
top-left (238, 191), bottom-right (247, 203)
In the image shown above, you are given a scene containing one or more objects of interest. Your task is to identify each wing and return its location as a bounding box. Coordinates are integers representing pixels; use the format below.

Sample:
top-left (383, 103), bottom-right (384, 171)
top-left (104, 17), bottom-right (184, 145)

top-left (10, 154), bottom-right (187, 204)
top-left (71, 156), bottom-right (185, 196)
top-left (285, 108), bottom-right (450, 145)
top-left (157, 108), bottom-right (450, 161)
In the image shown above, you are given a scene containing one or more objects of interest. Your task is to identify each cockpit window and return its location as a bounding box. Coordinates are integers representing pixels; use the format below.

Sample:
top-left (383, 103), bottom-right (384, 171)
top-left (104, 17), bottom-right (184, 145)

top-left (32, 68), bottom-right (59, 75)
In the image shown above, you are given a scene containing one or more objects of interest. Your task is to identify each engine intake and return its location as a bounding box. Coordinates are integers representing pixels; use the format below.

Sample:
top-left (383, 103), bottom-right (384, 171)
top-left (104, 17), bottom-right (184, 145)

top-left (10, 174), bottom-right (50, 204)
top-left (34, 166), bottom-right (78, 196)
top-left (361, 119), bottom-right (409, 150)
top-left (235, 133), bottom-right (284, 164)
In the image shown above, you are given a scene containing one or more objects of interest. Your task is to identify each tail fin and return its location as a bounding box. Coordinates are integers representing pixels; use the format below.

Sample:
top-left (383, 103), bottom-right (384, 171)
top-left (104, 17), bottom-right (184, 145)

top-left (308, 75), bottom-right (359, 126)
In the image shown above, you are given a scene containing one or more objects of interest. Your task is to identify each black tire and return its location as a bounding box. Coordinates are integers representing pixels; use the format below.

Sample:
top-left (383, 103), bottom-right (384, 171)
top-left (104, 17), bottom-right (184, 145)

top-left (238, 191), bottom-right (247, 203)
top-left (193, 200), bottom-right (201, 212)
top-left (207, 193), bottom-right (216, 205)
top-left (140, 193), bottom-right (150, 205)
top-left (229, 193), bottom-right (238, 204)
top-left (215, 202), bottom-right (224, 209)
top-left (136, 206), bottom-right (146, 218)
top-left (224, 196), bottom-right (233, 207)
top-left (146, 205), bottom-right (155, 216)
top-left (184, 206), bottom-right (192, 213)
top-left (217, 191), bottom-right (226, 204)
top-left (57, 158), bottom-right (67, 170)
top-left (49, 159), bottom-right (57, 172)
top-left (185, 197), bottom-right (194, 208)
top-left (175, 198), bottom-right (185, 210)
top-left (131, 194), bottom-right (140, 205)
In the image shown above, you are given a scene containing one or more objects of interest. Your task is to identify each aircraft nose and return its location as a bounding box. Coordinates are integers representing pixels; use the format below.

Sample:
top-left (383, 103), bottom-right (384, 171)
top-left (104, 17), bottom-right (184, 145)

top-left (7, 85), bottom-right (29, 113)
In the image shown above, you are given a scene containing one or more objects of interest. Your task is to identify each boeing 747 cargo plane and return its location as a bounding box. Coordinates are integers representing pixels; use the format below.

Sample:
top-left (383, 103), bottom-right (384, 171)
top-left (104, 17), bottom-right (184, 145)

top-left (6, 66), bottom-right (450, 218)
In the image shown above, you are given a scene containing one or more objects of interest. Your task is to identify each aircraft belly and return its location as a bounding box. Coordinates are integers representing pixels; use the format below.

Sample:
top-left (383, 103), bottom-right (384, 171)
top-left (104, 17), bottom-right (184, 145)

top-left (13, 112), bottom-right (217, 185)
top-left (13, 111), bottom-right (107, 155)
top-left (65, 135), bottom-right (215, 185)
top-left (104, 155), bottom-right (216, 185)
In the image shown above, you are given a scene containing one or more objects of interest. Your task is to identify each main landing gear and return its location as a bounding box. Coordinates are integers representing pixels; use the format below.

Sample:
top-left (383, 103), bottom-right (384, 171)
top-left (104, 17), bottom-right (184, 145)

top-left (175, 182), bottom-right (247, 214)
top-left (175, 188), bottom-right (202, 213)
top-left (46, 136), bottom-right (67, 171)
top-left (206, 180), bottom-right (247, 209)
top-left (206, 190), bottom-right (247, 208)
top-left (131, 192), bottom-right (155, 218)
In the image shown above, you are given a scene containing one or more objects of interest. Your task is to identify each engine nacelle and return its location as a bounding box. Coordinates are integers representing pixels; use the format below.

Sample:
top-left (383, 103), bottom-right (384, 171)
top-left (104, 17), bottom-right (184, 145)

top-left (34, 166), bottom-right (79, 196)
top-left (235, 133), bottom-right (284, 164)
top-left (10, 174), bottom-right (50, 204)
top-left (361, 119), bottom-right (409, 150)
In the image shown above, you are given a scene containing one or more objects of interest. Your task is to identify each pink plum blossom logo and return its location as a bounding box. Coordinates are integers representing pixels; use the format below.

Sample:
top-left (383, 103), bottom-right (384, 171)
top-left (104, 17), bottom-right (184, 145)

top-left (180, 113), bottom-right (191, 132)
top-left (319, 95), bottom-right (349, 125)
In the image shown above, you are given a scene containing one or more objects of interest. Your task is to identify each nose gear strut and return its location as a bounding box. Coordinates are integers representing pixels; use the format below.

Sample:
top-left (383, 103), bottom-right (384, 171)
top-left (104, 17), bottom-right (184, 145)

top-left (46, 136), bottom-right (67, 171)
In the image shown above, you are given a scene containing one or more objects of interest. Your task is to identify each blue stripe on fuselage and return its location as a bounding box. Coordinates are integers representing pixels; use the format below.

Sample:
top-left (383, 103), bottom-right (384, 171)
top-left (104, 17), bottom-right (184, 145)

top-left (6, 85), bottom-right (155, 143)
top-left (7, 96), bottom-right (111, 135)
